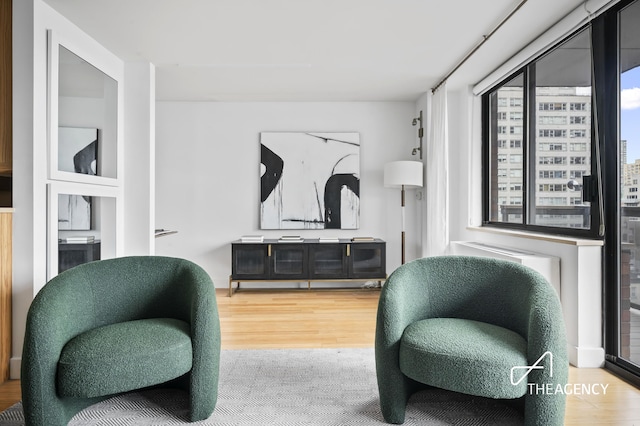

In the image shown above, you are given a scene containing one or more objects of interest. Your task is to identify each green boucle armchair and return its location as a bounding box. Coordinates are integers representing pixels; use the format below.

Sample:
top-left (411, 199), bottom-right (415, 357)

top-left (375, 256), bottom-right (568, 425)
top-left (21, 256), bottom-right (221, 426)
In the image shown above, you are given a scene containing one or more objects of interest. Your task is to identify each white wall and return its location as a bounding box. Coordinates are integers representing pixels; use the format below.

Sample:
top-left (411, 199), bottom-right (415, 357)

top-left (124, 62), bottom-right (156, 256)
top-left (11, 0), bottom-right (155, 378)
top-left (155, 101), bottom-right (420, 288)
top-left (11, 0), bottom-right (37, 380)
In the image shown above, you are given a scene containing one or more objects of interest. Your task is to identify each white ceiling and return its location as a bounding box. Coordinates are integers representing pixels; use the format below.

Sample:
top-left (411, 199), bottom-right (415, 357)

top-left (42, 0), bottom-right (588, 102)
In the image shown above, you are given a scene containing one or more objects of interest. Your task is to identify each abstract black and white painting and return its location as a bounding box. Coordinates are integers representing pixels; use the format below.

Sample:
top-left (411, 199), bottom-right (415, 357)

top-left (57, 127), bottom-right (98, 230)
top-left (58, 194), bottom-right (91, 230)
top-left (260, 132), bottom-right (360, 229)
top-left (58, 127), bottom-right (99, 175)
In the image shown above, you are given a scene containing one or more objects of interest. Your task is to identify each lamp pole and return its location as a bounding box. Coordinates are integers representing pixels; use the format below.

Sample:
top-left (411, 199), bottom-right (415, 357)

top-left (401, 184), bottom-right (406, 264)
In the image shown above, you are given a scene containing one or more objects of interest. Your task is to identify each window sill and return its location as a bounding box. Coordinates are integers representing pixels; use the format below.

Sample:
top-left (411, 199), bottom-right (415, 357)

top-left (467, 226), bottom-right (604, 246)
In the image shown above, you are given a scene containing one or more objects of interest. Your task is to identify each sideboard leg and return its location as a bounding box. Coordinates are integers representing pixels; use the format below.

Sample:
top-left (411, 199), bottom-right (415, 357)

top-left (228, 276), bottom-right (238, 297)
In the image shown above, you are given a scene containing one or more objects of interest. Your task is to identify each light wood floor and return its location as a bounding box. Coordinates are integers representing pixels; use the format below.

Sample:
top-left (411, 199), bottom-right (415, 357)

top-left (1, 289), bottom-right (639, 425)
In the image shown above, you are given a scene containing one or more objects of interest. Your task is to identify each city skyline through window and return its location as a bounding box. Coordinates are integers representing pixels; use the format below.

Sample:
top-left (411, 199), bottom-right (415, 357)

top-left (487, 28), bottom-right (592, 230)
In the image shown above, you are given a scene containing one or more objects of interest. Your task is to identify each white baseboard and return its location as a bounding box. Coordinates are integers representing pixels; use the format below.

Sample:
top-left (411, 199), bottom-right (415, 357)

top-left (568, 345), bottom-right (605, 368)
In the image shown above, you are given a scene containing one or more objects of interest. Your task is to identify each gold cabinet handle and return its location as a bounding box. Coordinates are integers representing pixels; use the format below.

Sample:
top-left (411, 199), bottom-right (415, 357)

top-left (347, 244), bottom-right (350, 257)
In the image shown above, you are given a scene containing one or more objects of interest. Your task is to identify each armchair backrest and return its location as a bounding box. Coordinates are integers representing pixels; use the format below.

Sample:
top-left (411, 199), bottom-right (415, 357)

top-left (384, 256), bottom-right (560, 340)
top-left (30, 256), bottom-right (214, 338)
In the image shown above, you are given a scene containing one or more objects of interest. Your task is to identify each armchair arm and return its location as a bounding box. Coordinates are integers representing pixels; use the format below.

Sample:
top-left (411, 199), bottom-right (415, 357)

top-left (183, 262), bottom-right (221, 421)
top-left (375, 261), bottom-right (433, 424)
top-left (21, 268), bottom-right (100, 424)
top-left (523, 283), bottom-right (568, 426)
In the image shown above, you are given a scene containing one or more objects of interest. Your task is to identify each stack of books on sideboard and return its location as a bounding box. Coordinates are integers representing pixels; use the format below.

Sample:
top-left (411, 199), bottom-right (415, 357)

top-left (240, 235), bottom-right (264, 243)
top-left (239, 235), bottom-right (377, 243)
top-left (278, 235), bottom-right (304, 243)
top-left (61, 236), bottom-right (96, 244)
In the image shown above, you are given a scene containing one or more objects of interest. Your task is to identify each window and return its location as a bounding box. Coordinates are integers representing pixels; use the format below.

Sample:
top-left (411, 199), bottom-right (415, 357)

top-left (539, 170), bottom-right (567, 179)
top-left (539, 156), bottom-right (566, 165)
top-left (570, 143), bottom-right (588, 151)
top-left (539, 102), bottom-right (566, 111)
top-left (539, 143), bottom-right (566, 151)
top-left (539, 129), bottom-right (567, 138)
top-left (483, 27), bottom-right (596, 235)
top-left (539, 184), bottom-right (567, 192)
top-left (539, 116), bottom-right (567, 125)
top-left (487, 74), bottom-right (524, 223)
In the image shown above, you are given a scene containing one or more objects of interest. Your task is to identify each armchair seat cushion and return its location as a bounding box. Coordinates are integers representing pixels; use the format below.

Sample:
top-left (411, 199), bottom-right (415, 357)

top-left (399, 318), bottom-right (528, 399)
top-left (58, 318), bottom-right (193, 398)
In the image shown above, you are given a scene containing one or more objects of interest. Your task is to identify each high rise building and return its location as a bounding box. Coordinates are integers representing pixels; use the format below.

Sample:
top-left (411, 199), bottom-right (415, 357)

top-left (495, 86), bottom-right (591, 226)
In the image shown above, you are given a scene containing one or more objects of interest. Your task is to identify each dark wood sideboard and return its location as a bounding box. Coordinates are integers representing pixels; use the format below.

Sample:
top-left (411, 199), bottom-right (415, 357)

top-left (229, 238), bottom-right (386, 296)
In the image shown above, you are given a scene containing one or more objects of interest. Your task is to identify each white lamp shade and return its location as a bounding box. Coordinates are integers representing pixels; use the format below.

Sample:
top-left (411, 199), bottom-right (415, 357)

top-left (384, 161), bottom-right (423, 188)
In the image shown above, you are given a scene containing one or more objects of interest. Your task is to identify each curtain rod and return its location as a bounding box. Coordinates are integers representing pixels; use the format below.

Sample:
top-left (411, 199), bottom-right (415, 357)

top-left (431, 0), bottom-right (529, 93)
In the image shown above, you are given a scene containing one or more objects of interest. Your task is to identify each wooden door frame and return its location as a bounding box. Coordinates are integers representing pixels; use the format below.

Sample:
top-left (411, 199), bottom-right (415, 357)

top-left (0, 212), bottom-right (11, 382)
top-left (0, 0), bottom-right (12, 383)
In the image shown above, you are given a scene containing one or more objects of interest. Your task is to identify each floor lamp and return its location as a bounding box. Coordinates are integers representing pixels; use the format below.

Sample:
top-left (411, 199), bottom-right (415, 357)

top-left (384, 161), bottom-right (423, 264)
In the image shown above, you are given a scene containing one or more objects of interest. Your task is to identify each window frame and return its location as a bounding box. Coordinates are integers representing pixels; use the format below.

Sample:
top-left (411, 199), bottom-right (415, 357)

top-left (481, 26), bottom-right (601, 239)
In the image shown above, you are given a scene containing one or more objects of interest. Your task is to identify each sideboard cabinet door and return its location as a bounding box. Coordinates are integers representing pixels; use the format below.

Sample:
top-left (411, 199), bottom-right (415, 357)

top-left (270, 244), bottom-right (308, 280)
top-left (349, 243), bottom-right (386, 279)
top-left (231, 243), bottom-right (270, 279)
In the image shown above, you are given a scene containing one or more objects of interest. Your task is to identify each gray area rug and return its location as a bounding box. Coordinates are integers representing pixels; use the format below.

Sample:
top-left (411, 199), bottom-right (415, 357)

top-left (0, 347), bottom-right (523, 425)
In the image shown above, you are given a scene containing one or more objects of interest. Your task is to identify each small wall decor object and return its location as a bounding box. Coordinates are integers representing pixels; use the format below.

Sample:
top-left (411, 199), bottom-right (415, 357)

top-left (260, 132), bottom-right (360, 230)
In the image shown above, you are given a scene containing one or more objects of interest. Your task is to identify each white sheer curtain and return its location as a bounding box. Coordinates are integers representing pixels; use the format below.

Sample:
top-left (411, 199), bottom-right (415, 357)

top-left (425, 84), bottom-right (449, 256)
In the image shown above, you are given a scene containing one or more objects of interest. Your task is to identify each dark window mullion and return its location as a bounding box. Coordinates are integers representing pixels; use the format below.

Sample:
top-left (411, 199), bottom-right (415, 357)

top-left (526, 65), bottom-right (537, 225)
